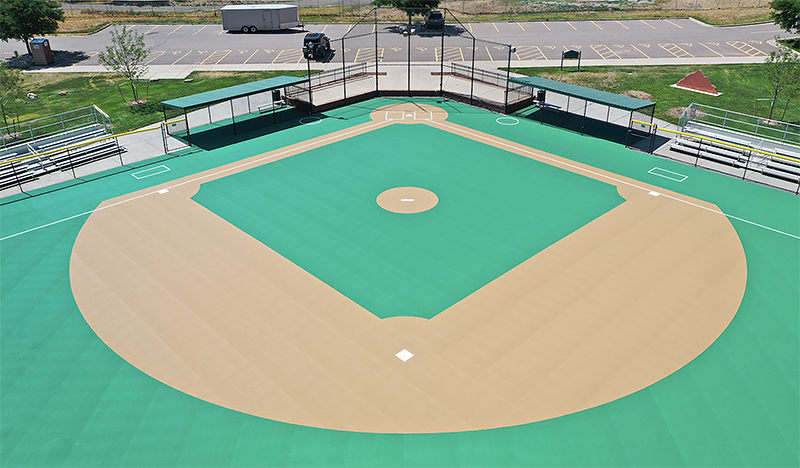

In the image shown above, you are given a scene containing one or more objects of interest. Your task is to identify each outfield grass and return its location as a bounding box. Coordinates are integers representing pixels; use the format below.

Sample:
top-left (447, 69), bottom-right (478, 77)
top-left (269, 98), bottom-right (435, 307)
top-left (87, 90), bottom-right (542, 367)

top-left (509, 64), bottom-right (800, 126)
top-left (11, 70), bottom-right (315, 134)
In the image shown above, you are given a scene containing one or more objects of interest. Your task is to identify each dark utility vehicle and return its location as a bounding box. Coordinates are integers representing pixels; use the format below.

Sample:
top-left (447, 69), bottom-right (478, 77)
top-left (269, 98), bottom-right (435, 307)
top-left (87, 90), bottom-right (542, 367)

top-left (424, 11), bottom-right (445, 29)
top-left (303, 32), bottom-right (331, 60)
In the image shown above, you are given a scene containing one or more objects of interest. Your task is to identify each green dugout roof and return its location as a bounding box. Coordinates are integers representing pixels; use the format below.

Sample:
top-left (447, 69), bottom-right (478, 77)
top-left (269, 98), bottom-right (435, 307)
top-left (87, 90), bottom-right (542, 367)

top-left (509, 76), bottom-right (656, 112)
top-left (162, 75), bottom-right (308, 112)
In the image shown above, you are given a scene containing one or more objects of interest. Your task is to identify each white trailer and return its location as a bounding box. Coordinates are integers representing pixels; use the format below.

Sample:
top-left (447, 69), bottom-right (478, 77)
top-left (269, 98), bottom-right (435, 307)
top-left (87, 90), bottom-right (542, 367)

top-left (221, 5), bottom-right (301, 33)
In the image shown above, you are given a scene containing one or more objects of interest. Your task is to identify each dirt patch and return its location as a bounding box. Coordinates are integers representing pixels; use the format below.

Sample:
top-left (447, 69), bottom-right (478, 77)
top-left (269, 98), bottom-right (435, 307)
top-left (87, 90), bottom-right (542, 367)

top-left (622, 90), bottom-right (653, 101)
top-left (667, 107), bottom-right (687, 118)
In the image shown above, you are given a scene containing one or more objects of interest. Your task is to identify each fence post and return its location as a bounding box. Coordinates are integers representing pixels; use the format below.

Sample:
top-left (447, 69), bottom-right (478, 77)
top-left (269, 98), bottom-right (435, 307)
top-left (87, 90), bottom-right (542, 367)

top-left (470, 37), bottom-right (476, 105)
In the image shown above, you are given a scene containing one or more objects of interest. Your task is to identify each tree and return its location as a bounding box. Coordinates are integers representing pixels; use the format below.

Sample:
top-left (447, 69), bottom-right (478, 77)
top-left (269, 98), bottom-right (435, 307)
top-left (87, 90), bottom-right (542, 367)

top-left (0, 0), bottom-right (64, 56)
top-left (98, 25), bottom-right (152, 104)
top-left (763, 45), bottom-right (800, 121)
top-left (770, 0), bottom-right (800, 34)
top-left (370, 0), bottom-right (441, 24)
top-left (0, 63), bottom-right (25, 129)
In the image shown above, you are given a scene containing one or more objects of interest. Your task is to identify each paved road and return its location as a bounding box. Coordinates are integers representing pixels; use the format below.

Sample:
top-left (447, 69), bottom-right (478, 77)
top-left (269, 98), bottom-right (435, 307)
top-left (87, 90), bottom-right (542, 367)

top-left (1, 18), bottom-right (784, 67)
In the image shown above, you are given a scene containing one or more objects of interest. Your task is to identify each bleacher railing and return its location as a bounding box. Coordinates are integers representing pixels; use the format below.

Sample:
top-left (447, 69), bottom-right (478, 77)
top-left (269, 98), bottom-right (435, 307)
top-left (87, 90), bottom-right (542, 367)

top-left (679, 102), bottom-right (800, 146)
top-left (0, 105), bottom-right (113, 150)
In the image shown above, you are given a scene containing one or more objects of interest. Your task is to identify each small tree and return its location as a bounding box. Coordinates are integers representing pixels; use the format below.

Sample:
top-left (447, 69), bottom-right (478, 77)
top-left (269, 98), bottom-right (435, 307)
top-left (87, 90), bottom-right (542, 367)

top-left (0, 63), bottom-right (25, 128)
top-left (0, 0), bottom-right (64, 56)
top-left (770, 0), bottom-right (800, 34)
top-left (763, 45), bottom-right (800, 121)
top-left (370, 0), bottom-right (441, 25)
top-left (98, 25), bottom-right (151, 104)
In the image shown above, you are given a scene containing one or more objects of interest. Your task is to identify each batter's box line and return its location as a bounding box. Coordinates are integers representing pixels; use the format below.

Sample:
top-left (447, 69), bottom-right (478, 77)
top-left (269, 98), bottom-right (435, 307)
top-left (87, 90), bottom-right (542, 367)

top-left (414, 111), bottom-right (433, 121)
top-left (385, 111), bottom-right (405, 121)
top-left (649, 167), bottom-right (688, 182)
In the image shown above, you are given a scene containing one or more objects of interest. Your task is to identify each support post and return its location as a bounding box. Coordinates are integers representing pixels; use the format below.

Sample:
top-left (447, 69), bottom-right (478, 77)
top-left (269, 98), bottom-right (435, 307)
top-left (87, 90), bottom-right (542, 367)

top-left (439, 19), bottom-right (445, 96)
top-left (341, 37), bottom-right (347, 104)
top-left (230, 100), bottom-right (237, 135)
top-left (374, 9), bottom-right (380, 93)
top-left (469, 37), bottom-right (476, 105)
top-left (504, 45), bottom-right (512, 114)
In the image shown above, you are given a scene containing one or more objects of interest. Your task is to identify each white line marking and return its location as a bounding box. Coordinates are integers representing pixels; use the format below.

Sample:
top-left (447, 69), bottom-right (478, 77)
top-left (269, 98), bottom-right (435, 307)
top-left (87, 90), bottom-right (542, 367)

top-left (158, 189), bottom-right (170, 194)
top-left (649, 167), bottom-right (688, 182)
top-left (401, 198), bottom-right (414, 202)
top-left (649, 191), bottom-right (660, 197)
top-left (426, 120), bottom-right (800, 241)
top-left (132, 165), bottom-right (170, 179)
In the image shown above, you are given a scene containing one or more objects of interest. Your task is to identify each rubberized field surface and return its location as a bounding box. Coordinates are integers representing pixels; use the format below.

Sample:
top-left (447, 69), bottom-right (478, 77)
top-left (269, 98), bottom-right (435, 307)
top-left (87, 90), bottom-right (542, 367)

top-left (192, 124), bottom-right (624, 319)
top-left (1, 98), bottom-right (798, 466)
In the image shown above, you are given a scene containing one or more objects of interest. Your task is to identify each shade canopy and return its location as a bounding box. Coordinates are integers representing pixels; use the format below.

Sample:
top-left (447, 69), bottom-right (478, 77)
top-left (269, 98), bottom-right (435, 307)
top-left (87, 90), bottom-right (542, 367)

top-left (509, 76), bottom-right (656, 112)
top-left (162, 76), bottom-right (308, 112)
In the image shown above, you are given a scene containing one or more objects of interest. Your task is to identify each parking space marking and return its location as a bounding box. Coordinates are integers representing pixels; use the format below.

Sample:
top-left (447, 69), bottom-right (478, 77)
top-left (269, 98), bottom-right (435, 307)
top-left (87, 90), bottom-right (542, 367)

top-left (171, 50), bottom-right (193, 65)
top-left (664, 19), bottom-right (683, 28)
top-left (640, 20), bottom-right (656, 29)
top-left (566, 21), bottom-right (577, 30)
top-left (436, 47), bottom-right (464, 62)
top-left (659, 43), bottom-right (693, 58)
top-left (167, 25), bottom-right (183, 36)
top-left (514, 45), bottom-right (546, 60)
top-left (698, 42), bottom-right (725, 57)
top-left (541, 22), bottom-right (550, 31)
top-left (201, 50), bottom-right (231, 65)
top-left (193, 25), bottom-right (209, 35)
top-left (615, 20), bottom-right (629, 29)
top-left (143, 25), bottom-right (159, 34)
top-left (272, 49), bottom-right (304, 63)
top-left (517, 22), bottom-right (525, 31)
top-left (727, 41), bottom-right (768, 56)
top-left (590, 44), bottom-right (620, 59)
top-left (143, 50), bottom-right (166, 65)
top-left (354, 47), bottom-right (385, 62)
top-left (485, 46), bottom-right (495, 61)
top-left (243, 49), bottom-right (259, 64)
top-left (629, 44), bottom-right (650, 58)
top-left (591, 21), bottom-right (603, 30)
top-left (492, 23), bottom-right (499, 32)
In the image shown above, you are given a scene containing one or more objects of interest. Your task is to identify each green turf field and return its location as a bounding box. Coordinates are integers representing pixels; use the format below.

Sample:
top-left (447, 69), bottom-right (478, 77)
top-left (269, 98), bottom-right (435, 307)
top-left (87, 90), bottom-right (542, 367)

top-left (1, 98), bottom-right (798, 467)
top-left (192, 124), bottom-right (624, 319)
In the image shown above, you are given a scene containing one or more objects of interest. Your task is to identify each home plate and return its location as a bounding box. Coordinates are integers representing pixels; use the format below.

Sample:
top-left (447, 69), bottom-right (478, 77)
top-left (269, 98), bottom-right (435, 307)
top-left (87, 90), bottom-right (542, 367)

top-left (396, 349), bottom-right (414, 362)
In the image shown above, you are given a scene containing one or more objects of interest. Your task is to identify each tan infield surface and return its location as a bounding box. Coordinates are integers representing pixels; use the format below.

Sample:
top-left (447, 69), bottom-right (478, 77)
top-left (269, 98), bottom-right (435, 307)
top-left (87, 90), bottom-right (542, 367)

top-left (70, 103), bottom-right (747, 434)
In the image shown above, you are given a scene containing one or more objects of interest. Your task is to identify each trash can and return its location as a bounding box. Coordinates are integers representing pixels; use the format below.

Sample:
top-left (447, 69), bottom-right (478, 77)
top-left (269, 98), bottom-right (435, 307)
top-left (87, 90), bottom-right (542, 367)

top-left (30, 38), bottom-right (54, 65)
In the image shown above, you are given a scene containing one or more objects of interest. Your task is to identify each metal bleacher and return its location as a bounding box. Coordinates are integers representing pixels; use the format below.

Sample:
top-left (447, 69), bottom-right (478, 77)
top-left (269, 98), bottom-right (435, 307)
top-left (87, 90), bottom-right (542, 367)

top-left (0, 107), bottom-right (125, 191)
top-left (670, 105), bottom-right (800, 188)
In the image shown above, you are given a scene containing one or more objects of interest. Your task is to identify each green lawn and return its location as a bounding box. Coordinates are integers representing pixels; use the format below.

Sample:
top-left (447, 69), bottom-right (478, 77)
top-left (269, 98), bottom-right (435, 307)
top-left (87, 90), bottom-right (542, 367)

top-left (10, 70), bottom-right (315, 135)
top-left (509, 64), bottom-right (800, 126)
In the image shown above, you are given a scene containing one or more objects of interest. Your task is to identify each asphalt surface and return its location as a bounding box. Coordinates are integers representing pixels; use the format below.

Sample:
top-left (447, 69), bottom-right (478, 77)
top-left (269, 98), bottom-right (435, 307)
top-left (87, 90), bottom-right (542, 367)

top-left (0, 18), bottom-right (786, 69)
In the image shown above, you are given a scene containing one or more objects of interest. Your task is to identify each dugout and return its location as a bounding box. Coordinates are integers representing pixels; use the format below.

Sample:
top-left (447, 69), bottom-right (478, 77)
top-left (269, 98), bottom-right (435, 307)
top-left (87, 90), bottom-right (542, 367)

top-left (509, 76), bottom-right (656, 145)
top-left (162, 76), bottom-right (310, 146)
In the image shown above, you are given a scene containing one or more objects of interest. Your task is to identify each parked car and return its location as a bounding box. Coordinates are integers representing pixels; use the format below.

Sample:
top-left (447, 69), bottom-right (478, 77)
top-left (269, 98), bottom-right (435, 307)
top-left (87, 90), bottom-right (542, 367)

top-left (303, 32), bottom-right (331, 60)
top-left (424, 11), bottom-right (445, 29)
